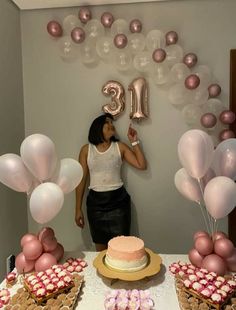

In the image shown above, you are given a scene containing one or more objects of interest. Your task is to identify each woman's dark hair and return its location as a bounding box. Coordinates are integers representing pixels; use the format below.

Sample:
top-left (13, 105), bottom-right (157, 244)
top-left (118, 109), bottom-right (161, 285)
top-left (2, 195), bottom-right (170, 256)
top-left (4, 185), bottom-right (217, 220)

top-left (88, 113), bottom-right (119, 145)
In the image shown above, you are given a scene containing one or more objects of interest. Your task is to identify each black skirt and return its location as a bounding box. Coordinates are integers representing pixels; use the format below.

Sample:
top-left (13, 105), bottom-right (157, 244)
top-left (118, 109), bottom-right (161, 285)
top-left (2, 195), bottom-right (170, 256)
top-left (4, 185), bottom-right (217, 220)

top-left (86, 186), bottom-right (131, 244)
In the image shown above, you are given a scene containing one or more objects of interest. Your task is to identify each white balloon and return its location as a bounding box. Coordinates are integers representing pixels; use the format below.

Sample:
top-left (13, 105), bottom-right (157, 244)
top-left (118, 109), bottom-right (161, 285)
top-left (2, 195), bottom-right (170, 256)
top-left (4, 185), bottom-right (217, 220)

top-left (193, 65), bottom-right (212, 89)
top-left (30, 182), bottom-right (64, 224)
top-left (58, 36), bottom-right (78, 62)
top-left (182, 104), bottom-right (202, 127)
top-left (168, 83), bottom-right (192, 106)
top-left (112, 48), bottom-right (132, 72)
top-left (63, 15), bottom-right (80, 34)
top-left (202, 98), bottom-right (226, 117)
top-left (170, 63), bottom-right (190, 83)
top-left (151, 62), bottom-right (170, 85)
top-left (96, 36), bottom-right (114, 62)
top-left (110, 19), bottom-right (129, 36)
top-left (79, 38), bottom-right (99, 65)
top-left (128, 33), bottom-right (145, 54)
top-left (20, 134), bottom-right (57, 182)
top-left (146, 29), bottom-right (165, 51)
top-left (165, 44), bottom-right (184, 67)
top-left (84, 19), bottom-right (105, 40)
top-left (133, 51), bottom-right (152, 73)
top-left (189, 86), bottom-right (209, 106)
top-left (53, 158), bottom-right (83, 194)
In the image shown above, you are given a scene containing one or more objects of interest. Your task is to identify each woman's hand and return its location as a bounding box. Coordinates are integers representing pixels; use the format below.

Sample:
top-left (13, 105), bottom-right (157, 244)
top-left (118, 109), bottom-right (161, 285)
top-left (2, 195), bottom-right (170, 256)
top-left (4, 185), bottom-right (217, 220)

top-left (127, 124), bottom-right (138, 143)
top-left (75, 209), bottom-right (85, 228)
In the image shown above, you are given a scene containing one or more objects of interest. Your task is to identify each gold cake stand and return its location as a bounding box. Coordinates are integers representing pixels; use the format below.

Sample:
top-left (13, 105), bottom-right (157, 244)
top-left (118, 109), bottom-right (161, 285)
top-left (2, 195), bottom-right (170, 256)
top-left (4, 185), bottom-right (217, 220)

top-left (93, 248), bottom-right (162, 282)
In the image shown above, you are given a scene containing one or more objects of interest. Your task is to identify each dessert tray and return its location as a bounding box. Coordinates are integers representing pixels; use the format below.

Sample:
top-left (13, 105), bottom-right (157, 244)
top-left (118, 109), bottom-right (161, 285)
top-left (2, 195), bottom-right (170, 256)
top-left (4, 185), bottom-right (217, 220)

top-left (93, 248), bottom-right (162, 281)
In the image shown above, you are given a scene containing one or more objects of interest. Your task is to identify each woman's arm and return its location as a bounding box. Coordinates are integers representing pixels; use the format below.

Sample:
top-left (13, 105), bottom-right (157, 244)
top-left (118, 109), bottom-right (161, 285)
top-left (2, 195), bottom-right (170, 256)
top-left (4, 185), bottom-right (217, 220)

top-left (119, 125), bottom-right (147, 170)
top-left (75, 144), bottom-right (89, 228)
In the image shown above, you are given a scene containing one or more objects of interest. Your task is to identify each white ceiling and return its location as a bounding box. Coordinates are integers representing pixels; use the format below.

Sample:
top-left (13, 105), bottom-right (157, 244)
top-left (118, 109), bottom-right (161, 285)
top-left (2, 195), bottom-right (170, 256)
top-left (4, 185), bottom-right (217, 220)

top-left (11, 0), bottom-right (171, 10)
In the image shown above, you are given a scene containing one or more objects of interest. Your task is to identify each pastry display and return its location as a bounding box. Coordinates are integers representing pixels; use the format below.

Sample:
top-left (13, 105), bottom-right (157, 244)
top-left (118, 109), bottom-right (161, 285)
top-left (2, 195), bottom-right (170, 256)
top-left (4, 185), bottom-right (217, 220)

top-left (5, 271), bottom-right (17, 287)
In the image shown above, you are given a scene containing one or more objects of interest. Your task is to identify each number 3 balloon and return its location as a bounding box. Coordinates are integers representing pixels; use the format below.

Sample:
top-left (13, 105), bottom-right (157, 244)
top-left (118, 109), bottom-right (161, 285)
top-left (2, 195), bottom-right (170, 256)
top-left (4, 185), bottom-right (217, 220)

top-left (102, 80), bottom-right (125, 118)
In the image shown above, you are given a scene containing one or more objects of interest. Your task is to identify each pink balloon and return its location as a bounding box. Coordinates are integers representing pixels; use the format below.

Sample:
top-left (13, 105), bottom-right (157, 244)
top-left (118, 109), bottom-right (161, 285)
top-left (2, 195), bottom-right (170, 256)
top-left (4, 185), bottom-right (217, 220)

top-left (200, 113), bottom-right (217, 128)
top-left (201, 168), bottom-right (216, 190)
top-left (15, 252), bottom-right (35, 273)
top-left (226, 248), bottom-right (236, 272)
top-left (194, 236), bottom-right (214, 256)
top-left (42, 236), bottom-right (58, 252)
top-left (165, 31), bottom-right (178, 45)
top-left (35, 253), bottom-right (57, 272)
top-left (185, 74), bottom-right (200, 90)
top-left (219, 129), bottom-right (236, 141)
top-left (49, 243), bottom-right (64, 262)
top-left (193, 230), bottom-right (209, 241)
top-left (78, 7), bottom-right (92, 24)
top-left (129, 19), bottom-right (142, 33)
top-left (71, 27), bottom-right (85, 44)
top-left (214, 238), bottom-right (234, 258)
top-left (152, 48), bottom-right (166, 63)
top-left (38, 227), bottom-right (55, 242)
top-left (20, 233), bottom-right (38, 248)
top-left (219, 110), bottom-right (236, 125)
top-left (188, 248), bottom-right (204, 268)
top-left (101, 12), bottom-right (114, 28)
top-left (114, 34), bottom-right (128, 49)
top-left (183, 53), bottom-right (198, 68)
top-left (212, 231), bottom-right (228, 241)
top-left (23, 239), bottom-right (43, 260)
top-left (47, 21), bottom-right (63, 38)
top-left (202, 254), bottom-right (227, 275)
top-left (208, 83), bottom-right (221, 98)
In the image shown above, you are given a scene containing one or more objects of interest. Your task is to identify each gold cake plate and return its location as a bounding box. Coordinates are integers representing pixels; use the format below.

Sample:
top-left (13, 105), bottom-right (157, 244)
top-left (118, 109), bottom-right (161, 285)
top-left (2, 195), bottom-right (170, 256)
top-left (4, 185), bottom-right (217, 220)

top-left (93, 248), bottom-right (162, 281)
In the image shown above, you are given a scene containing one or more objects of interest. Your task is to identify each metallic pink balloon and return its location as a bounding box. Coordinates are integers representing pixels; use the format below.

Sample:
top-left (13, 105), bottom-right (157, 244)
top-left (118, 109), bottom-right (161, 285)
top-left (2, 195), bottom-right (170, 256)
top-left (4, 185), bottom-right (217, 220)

top-left (71, 27), bottom-right (85, 44)
top-left (200, 113), bottom-right (217, 128)
top-left (114, 34), bottom-right (128, 49)
top-left (214, 238), bottom-right (234, 258)
top-left (101, 12), bottom-right (114, 28)
top-left (194, 236), bottom-right (214, 256)
top-left (208, 83), bottom-right (221, 98)
top-left (188, 248), bottom-right (204, 268)
top-left (78, 7), bottom-right (92, 24)
top-left (23, 239), bottom-right (43, 260)
top-left (219, 110), bottom-right (236, 125)
top-left (193, 230), bottom-right (209, 241)
top-left (35, 253), bottom-right (57, 272)
top-left (202, 254), bottom-right (227, 275)
top-left (185, 74), bottom-right (200, 90)
top-left (226, 248), bottom-right (236, 272)
top-left (15, 252), bottom-right (35, 273)
top-left (49, 243), bottom-right (64, 262)
top-left (183, 53), bottom-right (198, 68)
top-left (38, 227), bottom-right (55, 242)
top-left (165, 31), bottom-right (178, 45)
top-left (42, 235), bottom-right (58, 252)
top-left (212, 231), bottom-right (228, 241)
top-left (129, 19), bottom-right (142, 33)
top-left (47, 20), bottom-right (63, 38)
top-left (20, 233), bottom-right (38, 248)
top-left (152, 48), bottom-right (166, 63)
top-left (219, 129), bottom-right (236, 141)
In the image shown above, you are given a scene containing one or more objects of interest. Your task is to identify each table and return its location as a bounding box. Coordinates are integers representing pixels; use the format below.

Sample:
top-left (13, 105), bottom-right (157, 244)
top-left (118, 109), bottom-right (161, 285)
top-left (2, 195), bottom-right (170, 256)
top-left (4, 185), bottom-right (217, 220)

top-left (0, 251), bottom-right (188, 309)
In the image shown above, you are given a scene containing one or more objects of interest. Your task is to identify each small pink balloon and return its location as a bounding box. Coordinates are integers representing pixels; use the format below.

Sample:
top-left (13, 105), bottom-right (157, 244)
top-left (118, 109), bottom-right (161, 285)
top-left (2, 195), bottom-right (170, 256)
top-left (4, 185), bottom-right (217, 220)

top-left (219, 110), bottom-right (236, 125)
top-left (226, 248), bottom-right (236, 272)
top-left (165, 31), bottom-right (178, 45)
top-left (194, 236), bottom-right (214, 256)
top-left (188, 248), bottom-right (204, 268)
top-left (193, 230), bottom-right (209, 241)
top-left (183, 53), bottom-right (198, 68)
top-left (78, 7), bottom-right (92, 24)
top-left (38, 227), bottom-right (55, 242)
top-left (71, 27), bottom-right (85, 44)
top-left (20, 233), bottom-right (38, 248)
top-left (114, 34), bottom-right (128, 49)
top-left (42, 236), bottom-right (58, 252)
top-left (214, 238), bottom-right (234, 258)
top-left (152, 48), bottom-right (166, 63)
top-left (208, 83), bottom-right (221, 98)
top-left (185, 74), bottom-right (200, 90)
top-left (15, 252), bottom-right (35, 273)
top-left (47, 20), bottom-right (63, 38)
top-left (212, 231), bottom-right (228, 241)
top-left (219, 129), bottom-right (236, 141)
top-left (23, 239), bottom-right (43, 260)
top-left (35, 253), bottom-right (57, 272)
top-left (202, 254), bottom-right (227, 275)
top-left (101, 12), bottom-right (114, 28)
top-left (129, 19), bottom-right (142, 33)
top-left (200, 113), bottom-right (217, 128)
top-left (49, 243), bottom-right (64, 262)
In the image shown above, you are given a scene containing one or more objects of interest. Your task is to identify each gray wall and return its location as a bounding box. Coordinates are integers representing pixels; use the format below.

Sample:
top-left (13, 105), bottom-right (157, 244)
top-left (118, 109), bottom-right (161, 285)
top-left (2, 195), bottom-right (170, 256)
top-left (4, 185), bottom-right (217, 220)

top-left (0, 0), bottom-right (27, 280)
top-left (20, 0), bottom-right (235, 254)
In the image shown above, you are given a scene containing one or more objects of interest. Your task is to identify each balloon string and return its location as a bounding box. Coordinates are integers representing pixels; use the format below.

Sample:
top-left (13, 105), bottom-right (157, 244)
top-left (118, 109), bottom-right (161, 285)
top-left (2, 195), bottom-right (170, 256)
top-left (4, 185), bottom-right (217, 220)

top-left (197, 201), bottom-right (210, 234)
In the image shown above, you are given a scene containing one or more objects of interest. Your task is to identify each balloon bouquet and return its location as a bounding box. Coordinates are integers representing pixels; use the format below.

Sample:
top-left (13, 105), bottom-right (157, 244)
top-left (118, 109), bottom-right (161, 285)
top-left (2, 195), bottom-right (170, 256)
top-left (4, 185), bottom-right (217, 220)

top-left (0, 134), bottom-right (83, 273)
top-left (175, 129), bottom-right (236, 275)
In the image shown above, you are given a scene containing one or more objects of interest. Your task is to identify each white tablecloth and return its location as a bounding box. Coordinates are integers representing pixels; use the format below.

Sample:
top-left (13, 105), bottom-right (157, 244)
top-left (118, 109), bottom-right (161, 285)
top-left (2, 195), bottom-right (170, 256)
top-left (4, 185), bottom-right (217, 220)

top-left (0, 251), bottom-right (188, 309)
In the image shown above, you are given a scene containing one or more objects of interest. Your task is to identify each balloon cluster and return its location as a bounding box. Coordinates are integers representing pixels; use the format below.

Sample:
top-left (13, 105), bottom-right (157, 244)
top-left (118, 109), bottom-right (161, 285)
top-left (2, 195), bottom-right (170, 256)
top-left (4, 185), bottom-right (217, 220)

top-left (189, 230), bottom-right (236, 275)
top-left (15, 227), bottom-right (64, 274)
top-left (175, 129), bottom-right (236, 274)
top-left (0, 133), bottom-right (83, 224)
top-left (46, 8), bottom-right (235, 140)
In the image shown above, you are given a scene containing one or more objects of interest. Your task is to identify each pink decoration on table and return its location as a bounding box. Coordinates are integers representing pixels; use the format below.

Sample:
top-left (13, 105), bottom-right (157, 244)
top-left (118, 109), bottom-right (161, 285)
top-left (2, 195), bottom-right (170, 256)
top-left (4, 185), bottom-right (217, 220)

top-left (15, 252), bottom-right (35, 273)
top-left (35, 253), bottom-right (57, 272)
top-left (129, 19), bottom-right (142, 33)
top-left (214, 238), bottom-right (234, 259)
top-left (47, 21), bottom-right (63, 38)
top-left (193, 231), bottom-right (209, 241)
top-left (202, 254), bottom-right (227, 276)
top-left (101, 12), bottom-right (114, 28)
top-left (152, 48), bottom-right (166, 63)
top-left (188, 248), bottom-right (204, 268)
top-left (183, 53), bottom-right (198, 68)
top-left (185, 74), bottom-right (200, 90)
top-left (71, 27), bottom-right (85, 44)
top-left (194, 236), bottom-right (214, 256)
top-left (78, 7), bottom-right (92, 24)
top-left (114, 34), bottom-right (128, 49)
top-left (42, 235), bottom-right (58, 252)
top-left (208, 83), bottom-right (221, 98)
top-left (219, 110), bottom-right (236, 125)
top-left (200, 113), bottom-right (217, 128)
top-left (49, 243), bottom-right (64, 262)
top-left (20, 233), bottom-right (38, 247)
top-left (23, 239), bottom-right (43, 260)
top-left (165, 31), bottom-right (178, 45)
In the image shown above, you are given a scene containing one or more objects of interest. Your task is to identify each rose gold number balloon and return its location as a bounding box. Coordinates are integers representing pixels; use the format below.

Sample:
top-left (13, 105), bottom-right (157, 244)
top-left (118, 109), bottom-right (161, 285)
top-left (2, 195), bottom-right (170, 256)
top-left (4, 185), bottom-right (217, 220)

top-left (102, 80), bottom-right (125, 118)
top-left (128, 77), bottom-right (149, 120)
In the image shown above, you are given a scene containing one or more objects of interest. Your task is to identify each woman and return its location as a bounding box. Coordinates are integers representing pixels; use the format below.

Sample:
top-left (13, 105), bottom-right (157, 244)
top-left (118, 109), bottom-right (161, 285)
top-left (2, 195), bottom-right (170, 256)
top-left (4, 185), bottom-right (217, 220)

top-left (75, 113), bottom-right (146, 251)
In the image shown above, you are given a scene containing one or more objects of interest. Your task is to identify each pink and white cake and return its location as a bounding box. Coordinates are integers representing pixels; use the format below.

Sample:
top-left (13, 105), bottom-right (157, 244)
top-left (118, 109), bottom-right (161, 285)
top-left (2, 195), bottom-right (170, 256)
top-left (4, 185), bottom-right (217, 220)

top-left (105, 236), bottom-right (148, 272)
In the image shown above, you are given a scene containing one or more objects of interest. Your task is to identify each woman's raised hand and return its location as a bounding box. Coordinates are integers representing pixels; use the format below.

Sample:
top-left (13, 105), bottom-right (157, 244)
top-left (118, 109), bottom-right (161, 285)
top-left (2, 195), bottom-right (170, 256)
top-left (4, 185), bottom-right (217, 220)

top-left (127, 124), bottom-right (138, 143)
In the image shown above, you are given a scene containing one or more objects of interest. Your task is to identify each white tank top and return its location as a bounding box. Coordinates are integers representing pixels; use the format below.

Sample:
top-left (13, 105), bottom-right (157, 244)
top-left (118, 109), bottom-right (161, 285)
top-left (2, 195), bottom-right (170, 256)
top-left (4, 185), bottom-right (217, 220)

top-left (87, 142), bottom-right (123, 192)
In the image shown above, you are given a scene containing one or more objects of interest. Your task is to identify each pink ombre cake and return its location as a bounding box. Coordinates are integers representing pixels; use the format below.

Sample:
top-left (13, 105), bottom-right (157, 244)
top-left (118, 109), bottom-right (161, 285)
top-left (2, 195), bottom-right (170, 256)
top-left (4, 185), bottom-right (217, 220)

top-left (105, 236), bottom-right (148, 272)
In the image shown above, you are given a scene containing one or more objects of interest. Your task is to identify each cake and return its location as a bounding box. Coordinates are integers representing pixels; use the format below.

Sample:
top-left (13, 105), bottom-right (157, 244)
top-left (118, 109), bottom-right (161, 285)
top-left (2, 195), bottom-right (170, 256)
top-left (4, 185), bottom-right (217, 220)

top-left (105, 236), bottom-right (148, 272)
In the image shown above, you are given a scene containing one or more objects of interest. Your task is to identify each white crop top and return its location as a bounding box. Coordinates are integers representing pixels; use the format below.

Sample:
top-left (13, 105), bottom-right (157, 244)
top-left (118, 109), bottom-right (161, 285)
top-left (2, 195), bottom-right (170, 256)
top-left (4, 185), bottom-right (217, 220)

top-left (87, 142), bottom-right (123, 192)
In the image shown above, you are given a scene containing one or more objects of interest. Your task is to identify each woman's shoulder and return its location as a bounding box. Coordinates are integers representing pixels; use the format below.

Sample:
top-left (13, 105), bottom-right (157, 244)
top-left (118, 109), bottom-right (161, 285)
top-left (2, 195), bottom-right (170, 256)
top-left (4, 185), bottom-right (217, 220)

top-left (117, 141), bottom-right (129, 151)
top-left (80, 144), bottom-right (89, 155)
